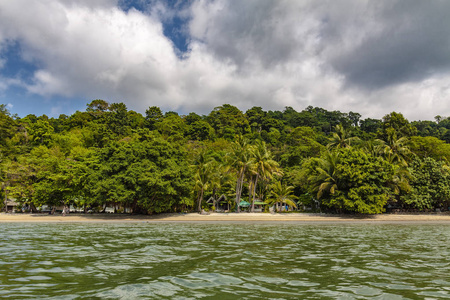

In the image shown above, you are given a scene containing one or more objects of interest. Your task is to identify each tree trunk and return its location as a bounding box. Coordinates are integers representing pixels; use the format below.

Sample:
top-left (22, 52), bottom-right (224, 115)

top-left (131, 199), bottom-right (138, 214)
top-left (212, 188), bottom-right (216, 211)
top-left (4, 189), bottom-right (7, 213)
top-left (235, 175), bottom-right (241, 213)
top-left (238, 175), bottom-right (244, 213)
top-left (198, 187), bottom-right (204, 212)
top-left (30, 203), bottom-right (38, 213)
top-left (251, 174), bottom-right (259, 212)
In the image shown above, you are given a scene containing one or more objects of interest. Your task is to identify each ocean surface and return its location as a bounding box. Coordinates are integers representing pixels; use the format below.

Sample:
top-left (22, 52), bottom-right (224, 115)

top-left (0, 222), bottom-right (449, 299)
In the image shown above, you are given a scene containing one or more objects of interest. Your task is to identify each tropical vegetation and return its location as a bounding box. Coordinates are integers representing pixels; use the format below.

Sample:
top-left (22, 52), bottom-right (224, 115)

top-left (1, 101), bottom-right (450, 214)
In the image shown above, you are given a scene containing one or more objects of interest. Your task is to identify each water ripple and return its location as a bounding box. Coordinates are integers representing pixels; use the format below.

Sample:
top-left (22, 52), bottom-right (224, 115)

top-left (0, 223), bottom-right (449, 298)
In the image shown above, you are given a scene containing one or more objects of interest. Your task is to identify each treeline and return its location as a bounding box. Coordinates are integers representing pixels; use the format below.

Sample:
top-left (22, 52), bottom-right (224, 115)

top-left (1, 100), bottom-right (450, 214)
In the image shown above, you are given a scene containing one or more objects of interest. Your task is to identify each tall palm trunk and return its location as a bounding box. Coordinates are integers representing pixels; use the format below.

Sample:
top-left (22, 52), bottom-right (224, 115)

top-left (235, 174), bottom-right (241, 212)
top-left (197, 187), bottom-right (204, 212)
top-left (4, 189), bottom-right (7, 213)
top-left (251, 174), bottom-right (259, 212)
top-left (235, 170), bottom-right (245, 213)
top-left (212, 188), bottom-right (217, 211)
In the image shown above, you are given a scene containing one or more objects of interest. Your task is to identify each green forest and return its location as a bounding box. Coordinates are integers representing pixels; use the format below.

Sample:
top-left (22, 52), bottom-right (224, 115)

top-left (1, 100), bottom-right (450, 214)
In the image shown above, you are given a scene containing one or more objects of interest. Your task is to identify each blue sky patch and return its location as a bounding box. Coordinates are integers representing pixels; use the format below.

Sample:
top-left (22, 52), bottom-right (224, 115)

top-left (0, 41), bottom-right (38, 84)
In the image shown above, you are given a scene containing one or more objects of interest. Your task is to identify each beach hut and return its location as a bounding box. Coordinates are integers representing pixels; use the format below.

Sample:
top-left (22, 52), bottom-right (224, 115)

top-left (5, 198), bottom-right (19, 212)
top-left (253, 200), bottom-right (267, 212)
top-left (207, 194), bottom-right (229, 212)
top-left (239, 200), bottom-right (251, 211)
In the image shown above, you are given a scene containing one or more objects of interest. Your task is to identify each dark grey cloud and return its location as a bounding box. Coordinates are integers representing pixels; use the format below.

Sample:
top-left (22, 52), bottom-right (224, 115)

top-left (189, 0), bottom-right (324, 71)
top-left (327, 0), bottom-right (450, 89)
top-left (191, 0), bottom-right (450, 90)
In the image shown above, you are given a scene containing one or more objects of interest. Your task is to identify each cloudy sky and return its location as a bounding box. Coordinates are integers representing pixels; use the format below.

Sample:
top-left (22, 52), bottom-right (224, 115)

top-left (1, 0), bottom-right (449, 120)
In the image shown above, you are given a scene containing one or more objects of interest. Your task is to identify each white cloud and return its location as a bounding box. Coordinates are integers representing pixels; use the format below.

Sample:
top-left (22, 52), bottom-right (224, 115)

top-left (0, 0), bottom-right (449, 120)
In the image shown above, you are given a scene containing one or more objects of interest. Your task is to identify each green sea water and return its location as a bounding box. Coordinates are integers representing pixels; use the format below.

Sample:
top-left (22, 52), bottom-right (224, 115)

top-left (0, 222), bottom-right (449, 299)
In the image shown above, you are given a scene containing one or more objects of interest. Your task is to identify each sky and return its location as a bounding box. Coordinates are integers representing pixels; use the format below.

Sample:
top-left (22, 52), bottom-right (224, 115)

top-left (1, 0), bottom-right (449, 121)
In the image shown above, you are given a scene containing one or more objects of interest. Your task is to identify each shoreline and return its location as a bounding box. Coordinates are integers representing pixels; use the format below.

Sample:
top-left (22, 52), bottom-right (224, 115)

top-left (1, 212), bottom-right (450, 223)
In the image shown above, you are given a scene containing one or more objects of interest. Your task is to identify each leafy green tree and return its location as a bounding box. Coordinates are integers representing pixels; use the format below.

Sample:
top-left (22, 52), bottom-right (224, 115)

top-left (156, 114), bottom-right (187, 140)
top-left (0, 105), bottom-right (16, 147)
top-left (87, 99), bottom-right (110, 113)
top-left (28, 120), bottom-right (54, 146)
top-left (187, 120), bottom-right (214, 141)
top-left (80, 123), bottom-right (112, 148)
top-left (379, 112), bottom-right (417, 139)
top-left (207, 104), bottom-right (250, 139)
top-left (127, 110), bottom-right (145, 129)
top-left (86, 99), bottom-right (110, 122)
top-left (10, 146), bottom-right (74, 210)
top-left (145, 106), bottom-right (163, 130)
top-left (360, 118), bottom-right (382, 134)
top-left (67, 111), bottom-right (94, 129)
top-left (307, 148), bottom-right (394, 214)
top-left (2, 157), bottom-right (37, 211)
top-left (412, 120), bottom-right (440, 138)
top-left (408, 136), bottom-right (450, 162)
top-left (280, 127), bottom-right (325, 167)
top-left (92, 133), bottom-right (192, 214)
top-left (108, 102), bottom-right (131, 136)
top-left (184, 112), bottom-right (202, 125)
top-left (401, 157), bottom-right (450, 210)
top-left (245, 106), bottom-right (266, 132)
top-left (262, 128), bottom-right (282, 147)
top-left (347, 112), bottom-right (361, 127)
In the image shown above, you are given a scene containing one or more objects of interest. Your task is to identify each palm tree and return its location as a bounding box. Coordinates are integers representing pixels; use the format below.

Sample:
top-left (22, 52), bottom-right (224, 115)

top-left (388, 164), bottom-right (411, 196)
top-left (226, 135), bottom-right (254, 213)
top-left (378, 130), bottom-right (411, 166)
top-left (192, 150), bottom-right (215, 212)
top-left (361, 139), bottom-right (384, 157)
top-left (265, 181), bottom-right (298, 212)
top-left (249, 140), bottom-right (281, 212)
top-left (327, 124), bottom-right (359, 149)
top-left (208, 160), bottom-right (231, 211)
top-left (308, 151), bottom-right (340, 200)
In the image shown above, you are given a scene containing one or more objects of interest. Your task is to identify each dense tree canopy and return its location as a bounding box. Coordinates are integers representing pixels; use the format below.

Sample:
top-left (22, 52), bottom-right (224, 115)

top-left (1, 100), bottom-right (450, 214)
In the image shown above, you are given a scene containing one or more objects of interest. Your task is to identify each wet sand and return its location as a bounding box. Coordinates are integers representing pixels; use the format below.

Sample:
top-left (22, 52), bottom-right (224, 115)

top-left (1, 212), bottom-right (450, 223)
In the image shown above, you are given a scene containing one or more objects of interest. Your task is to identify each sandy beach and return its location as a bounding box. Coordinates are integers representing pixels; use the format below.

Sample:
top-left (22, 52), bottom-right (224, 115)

top-left (1, 212), bottom-right (450, 223)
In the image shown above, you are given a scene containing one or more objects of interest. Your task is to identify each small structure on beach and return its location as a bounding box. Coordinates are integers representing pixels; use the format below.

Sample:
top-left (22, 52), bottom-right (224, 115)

top-left (253, 200), bottom-right (267, 212)
top-left (5, 198), bottom-right (19, 212)
top-left (238, 200), bottom-right (250, 211)
top-left (207, 194), bottom-right (230, 211)
top-left (239, 200), bottom-right (250, 207)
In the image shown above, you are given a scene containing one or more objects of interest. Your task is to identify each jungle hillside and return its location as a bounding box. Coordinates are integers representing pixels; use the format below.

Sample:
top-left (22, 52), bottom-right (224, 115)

top-left (1, 100), bottom-right (450, 214)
